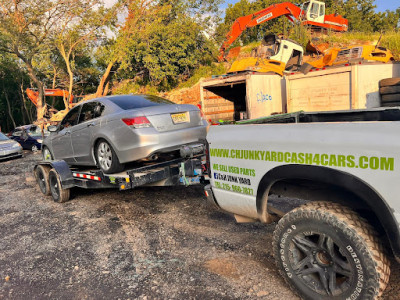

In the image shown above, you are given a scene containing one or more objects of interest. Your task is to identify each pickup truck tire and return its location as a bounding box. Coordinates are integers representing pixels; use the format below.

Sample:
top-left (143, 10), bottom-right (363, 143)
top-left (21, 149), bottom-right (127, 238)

top-left (381, 94), bottom-right (400, 103)
top-left (379, 77), bottom-right (400, 88)
top-left (381, 101), bottom-right (400, 107)
top-left (48, 169), bottom-right (70, 203)
top-left (379, 85), bottom-right (400, 95)
top-left (273, 201), bottom-right (390, 300)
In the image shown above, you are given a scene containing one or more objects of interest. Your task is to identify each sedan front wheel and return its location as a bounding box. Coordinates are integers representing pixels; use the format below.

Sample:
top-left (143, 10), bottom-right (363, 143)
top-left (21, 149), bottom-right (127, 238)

top-left (96, 140), bottom-right (124, 174)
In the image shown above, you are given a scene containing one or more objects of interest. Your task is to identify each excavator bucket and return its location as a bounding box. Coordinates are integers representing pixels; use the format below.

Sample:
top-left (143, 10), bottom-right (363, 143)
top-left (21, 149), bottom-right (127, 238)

top-left (302, 44), bottom-right (394, 74)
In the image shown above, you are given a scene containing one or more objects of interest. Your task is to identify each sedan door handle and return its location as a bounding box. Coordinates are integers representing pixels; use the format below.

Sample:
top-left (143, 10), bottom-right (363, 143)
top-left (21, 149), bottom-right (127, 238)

top-left (65, 131), bottom-right (71, 135)
top-left (87, 122), bottom-right (95, 127)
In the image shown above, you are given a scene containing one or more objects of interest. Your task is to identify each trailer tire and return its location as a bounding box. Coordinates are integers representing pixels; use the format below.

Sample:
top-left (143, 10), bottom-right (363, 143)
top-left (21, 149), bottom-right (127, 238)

top-left (48, 168), bottom-right (70, 203)
top-left (379, 86), bottom-right (400, 95)
top-left (379, 77), bottom-right (400, 88)
top-left (381, 94), bottom-right (400, 103)
top-left (273, 201), bottom-right (390, 300)
top-left (35, 165), bottom-right (51, 196)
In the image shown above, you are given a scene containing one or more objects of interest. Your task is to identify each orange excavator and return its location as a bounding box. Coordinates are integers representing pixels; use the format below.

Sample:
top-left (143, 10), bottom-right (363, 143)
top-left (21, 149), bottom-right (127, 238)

top-left (26, 88), bottom-right (76, 122)
top-left (26, 88), bottom-right (74, 107)
top-left (219, 0), bottom-right (348, 61)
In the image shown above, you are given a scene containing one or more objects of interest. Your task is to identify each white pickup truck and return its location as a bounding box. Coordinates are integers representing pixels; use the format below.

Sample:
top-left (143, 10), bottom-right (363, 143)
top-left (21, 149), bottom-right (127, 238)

top-left (204, 108), bottom-right (400, 300)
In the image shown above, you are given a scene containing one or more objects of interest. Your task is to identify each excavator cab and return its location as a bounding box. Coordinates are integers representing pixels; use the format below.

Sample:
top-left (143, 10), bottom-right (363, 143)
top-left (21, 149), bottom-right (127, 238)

top-left (301, 0), bottom-right (325, 24)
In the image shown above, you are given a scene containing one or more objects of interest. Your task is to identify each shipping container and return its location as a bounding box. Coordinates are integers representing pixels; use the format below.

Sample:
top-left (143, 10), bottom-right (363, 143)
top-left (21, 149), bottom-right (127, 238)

top-left (200, 62), bottom-right (400, 122)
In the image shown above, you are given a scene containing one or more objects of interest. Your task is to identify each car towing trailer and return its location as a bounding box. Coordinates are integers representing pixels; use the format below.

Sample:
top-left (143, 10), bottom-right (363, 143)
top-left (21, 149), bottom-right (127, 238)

top-left (34, 143), bottom-right (208, 203)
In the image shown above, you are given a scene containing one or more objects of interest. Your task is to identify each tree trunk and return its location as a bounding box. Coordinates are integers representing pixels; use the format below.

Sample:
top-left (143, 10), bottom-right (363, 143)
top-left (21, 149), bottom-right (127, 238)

top-left (3, 86), bottom-right (16, 128)
top-left (20, 56), bottom-right (46, 122)
top-left (96, 58), bottom-right (118, 97)
top-left (51, 65), bottom-right (58, 107)
top-left (19, 82), bottom-right (32, 124)
top-left (58, 45), bottom-right (72, 111)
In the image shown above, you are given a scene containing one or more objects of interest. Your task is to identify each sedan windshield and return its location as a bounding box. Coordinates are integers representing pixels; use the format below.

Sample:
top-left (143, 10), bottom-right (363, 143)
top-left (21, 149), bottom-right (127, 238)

top-left (108, 95), bottom-right (174, 110)
top-left (0, 132), bottom-right (9, 141)
top-left (28, 126), bottom-right (49, 137)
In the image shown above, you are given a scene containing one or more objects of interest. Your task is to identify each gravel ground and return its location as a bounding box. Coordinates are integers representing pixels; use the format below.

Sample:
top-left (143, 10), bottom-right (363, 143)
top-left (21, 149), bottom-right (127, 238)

top-left (0, 152), bottom-right (399, 299)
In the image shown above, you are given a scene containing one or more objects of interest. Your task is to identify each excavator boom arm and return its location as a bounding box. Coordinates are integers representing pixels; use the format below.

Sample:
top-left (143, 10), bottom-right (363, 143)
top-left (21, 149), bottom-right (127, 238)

top-left (26, 88), bottom-right (74, 107)
top-left (219, 1), bottom-right (347, 61)
top-left (219, 2), bottom-right (302, 61)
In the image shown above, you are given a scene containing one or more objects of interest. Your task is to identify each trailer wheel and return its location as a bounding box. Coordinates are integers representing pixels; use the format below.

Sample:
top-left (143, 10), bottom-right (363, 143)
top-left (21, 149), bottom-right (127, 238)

top-left (273, 201), bottom-right (390, 300)
top-left (379, 77), bottom-right (400, 88)
top-left (48, 169), bottom-right (70, 203)
top-left (381, 94), bottom-right (400, 103)
top-left (34, 165), bottom-right (51, 196)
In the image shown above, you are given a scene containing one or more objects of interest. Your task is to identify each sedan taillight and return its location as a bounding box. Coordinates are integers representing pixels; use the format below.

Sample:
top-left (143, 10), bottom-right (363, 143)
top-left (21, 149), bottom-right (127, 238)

top-left (122, 117), bottom-right (152, 129)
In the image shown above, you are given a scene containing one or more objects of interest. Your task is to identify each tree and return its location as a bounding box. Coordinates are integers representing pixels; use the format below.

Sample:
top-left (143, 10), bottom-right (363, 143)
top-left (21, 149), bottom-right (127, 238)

top-left (95, 0), bottom-right (221, 95)
top-left (0, 1), bottom-right (75, 122)
top-left (0, 0), bottom-right (111, 121)
top-left (343, 0), bottom-right (376, 31)
top-left (54, 0), bottom-right (115, 108)
top-left (0, 53), bottom-right (30, 132)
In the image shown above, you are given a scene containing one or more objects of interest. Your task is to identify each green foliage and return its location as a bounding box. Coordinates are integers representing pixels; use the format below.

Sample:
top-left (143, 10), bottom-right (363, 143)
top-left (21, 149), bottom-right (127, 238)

top-left (118, 0), bottom-right (219, 91)
top-left (215, 0), bottom-right (400, 53)
top-left (0, 53), bottom-right (31, 132)
top-left (178, 63), bottom-right (227, 88)
top-left (112, 80), bottom-right (159, 95)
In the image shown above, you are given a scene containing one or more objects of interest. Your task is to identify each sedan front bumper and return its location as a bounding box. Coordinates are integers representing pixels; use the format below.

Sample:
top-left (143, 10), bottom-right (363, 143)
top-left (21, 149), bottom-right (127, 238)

top-left (0, 147), bottom-right (23, 160)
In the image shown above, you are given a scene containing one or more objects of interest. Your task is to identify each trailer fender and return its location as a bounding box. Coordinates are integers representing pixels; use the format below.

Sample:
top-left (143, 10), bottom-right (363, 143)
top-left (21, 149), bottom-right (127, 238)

top-left (256, 164), bottom-right (400, 261)
top-left (35, 160), bottom-right (75, 189)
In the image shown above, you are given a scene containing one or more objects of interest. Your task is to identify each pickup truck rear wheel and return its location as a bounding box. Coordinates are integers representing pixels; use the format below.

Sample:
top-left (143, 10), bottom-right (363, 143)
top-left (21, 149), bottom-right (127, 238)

top-left (379, 77), bottom-right (400, 88)
top-left (273, 201), bottom-right (390, 300)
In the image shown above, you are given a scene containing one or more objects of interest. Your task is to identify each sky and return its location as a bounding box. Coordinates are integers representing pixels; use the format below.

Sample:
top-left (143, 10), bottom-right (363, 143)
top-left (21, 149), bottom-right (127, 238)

top-left (104, 0), bottom-right (399, 13)
top-left (221, 0), bottom-right (399, 12)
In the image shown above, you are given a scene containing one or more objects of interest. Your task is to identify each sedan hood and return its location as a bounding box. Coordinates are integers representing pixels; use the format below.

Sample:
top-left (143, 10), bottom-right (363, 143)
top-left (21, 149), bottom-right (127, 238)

top-left (0, 139), bottom-right (20, 149)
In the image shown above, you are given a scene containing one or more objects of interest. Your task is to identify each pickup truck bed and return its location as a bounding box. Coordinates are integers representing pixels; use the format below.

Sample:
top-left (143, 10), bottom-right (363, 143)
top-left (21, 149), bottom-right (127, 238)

top-left (205, 107), bottom-right (400, 299)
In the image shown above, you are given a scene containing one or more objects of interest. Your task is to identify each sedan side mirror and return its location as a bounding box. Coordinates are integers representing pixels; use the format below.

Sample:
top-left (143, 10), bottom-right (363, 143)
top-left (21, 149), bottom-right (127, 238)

top-left (48, 125), bottom-right (58, 132)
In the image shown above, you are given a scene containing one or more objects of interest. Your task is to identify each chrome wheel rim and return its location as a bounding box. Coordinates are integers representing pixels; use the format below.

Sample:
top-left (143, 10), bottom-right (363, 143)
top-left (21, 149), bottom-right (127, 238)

top-left (97, 142), bottom-right (112, 171)
top-left (32, 145), bottom-right (38, 152)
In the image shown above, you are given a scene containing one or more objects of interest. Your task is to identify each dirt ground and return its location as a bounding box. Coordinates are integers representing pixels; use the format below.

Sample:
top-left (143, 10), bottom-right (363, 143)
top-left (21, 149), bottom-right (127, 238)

top-left (0, 152), bottom-right (399, 299)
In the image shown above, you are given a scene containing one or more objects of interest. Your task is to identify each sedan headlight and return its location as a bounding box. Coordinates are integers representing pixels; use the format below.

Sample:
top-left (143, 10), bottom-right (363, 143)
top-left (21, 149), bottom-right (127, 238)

top-left (37, 139), bottom-right (43, 143)
top-left (12, 143), bottom-right (22, 149)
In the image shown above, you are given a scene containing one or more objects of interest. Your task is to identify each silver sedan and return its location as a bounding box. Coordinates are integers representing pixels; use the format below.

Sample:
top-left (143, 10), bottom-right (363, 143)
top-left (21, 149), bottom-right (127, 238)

top-left (43, 95), bottom-right (208, 173)
top-left (0, 132), bottom-right (23, 160)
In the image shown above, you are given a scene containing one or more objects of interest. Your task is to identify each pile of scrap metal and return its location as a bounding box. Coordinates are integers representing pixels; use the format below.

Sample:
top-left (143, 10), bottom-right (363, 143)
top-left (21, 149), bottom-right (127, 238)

top-left (301, 37), bottom-right (395, 74)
